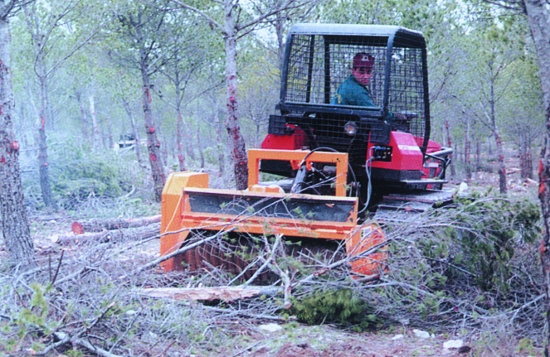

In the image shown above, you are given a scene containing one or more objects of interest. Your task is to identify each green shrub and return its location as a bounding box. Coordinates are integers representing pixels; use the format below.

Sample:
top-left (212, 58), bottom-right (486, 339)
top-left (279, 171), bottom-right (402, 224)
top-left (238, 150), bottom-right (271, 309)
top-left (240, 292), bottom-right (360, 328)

top-left (423, 194), bottom-right (541, 295)
top-left (20, 137), bottom-right (158, 211)
top-left (290, 288), bottom-right (379, 330)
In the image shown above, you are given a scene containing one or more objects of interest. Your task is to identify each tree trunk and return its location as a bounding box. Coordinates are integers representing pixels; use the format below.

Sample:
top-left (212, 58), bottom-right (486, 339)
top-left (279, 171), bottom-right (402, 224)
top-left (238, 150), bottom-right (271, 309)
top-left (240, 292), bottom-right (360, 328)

top-left (520, 135), bottom-right (534, 180)
top-left (445, 119), bottom-right (456, 178)
top-left (224, 2), bottom-right (248, 190)
top-left (122, 97), bottom-right (144, 166)
top-left (186, 123), bottom-right (196, 161)
top-left (158, 125), bottom-right (168, 167)
top-left (71, 215), bottom-right (160, 234)
top-left (89, 92), bottom-right (99, 150)
top-left (464, 118), bottom-right (472, 183)
top-left (37, 118), bottom-right (56, 209)
top-left (75, 89), bottom-right (89, 144)
top-left (0, 16), bottom-right (36, 270)
top-left (140, 286), bottom-right (280, 302)
top-left (215, 108), bottom-right (225, 177)
top-left (176, 112), bottom-right (186, 171)
top-left (197, 126), bottom-right (205, 169)
top-left (141, 76), bottom-right (166, 201)
top-left (488, 68), bottom-right (507, 194)
top-left (495, 131), bottom-right (507, 194)
top-left (522, 0), bottom-right (550, 354)
top-left (525, 147), bottom-right (533, 180)
top-left (38, 74), bottom-right (56, 209)
top-left (274, 13), bottom-right (285, 70)
top-left (175, 81), bottom-right (186, 171)
top-left (25, 5), bottom-right (57, 210)
top-left (55, 224), bottom-right (160, 245)
top-left (475, 139), bottom-right (481, 173)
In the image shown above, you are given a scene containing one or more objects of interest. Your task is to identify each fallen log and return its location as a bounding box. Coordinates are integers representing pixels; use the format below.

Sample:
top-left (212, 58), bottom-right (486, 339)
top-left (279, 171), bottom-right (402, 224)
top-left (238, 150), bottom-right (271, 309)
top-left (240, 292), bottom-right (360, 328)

top-left (53, 223), bottom-right (160, 245)
top-left (71, 215), bottom-right (161, 234)
top-left (139, 286), bottom-right (280, 302)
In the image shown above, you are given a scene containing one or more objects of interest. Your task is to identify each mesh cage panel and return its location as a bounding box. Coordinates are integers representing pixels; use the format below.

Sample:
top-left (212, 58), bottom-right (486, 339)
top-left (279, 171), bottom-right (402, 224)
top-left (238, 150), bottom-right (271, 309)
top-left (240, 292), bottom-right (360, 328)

top-left (387, 46), bottom-right (425, 139)
top-left (283, 31), bottom-right (428, 142)
top-left (285, 34), bottom-right (387, 107)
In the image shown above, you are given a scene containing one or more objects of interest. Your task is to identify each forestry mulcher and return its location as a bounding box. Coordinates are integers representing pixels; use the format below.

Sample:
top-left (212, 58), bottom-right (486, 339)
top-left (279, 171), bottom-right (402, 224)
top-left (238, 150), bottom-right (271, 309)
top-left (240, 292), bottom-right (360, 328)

top-left (160, 24), bottom-right (453, 280)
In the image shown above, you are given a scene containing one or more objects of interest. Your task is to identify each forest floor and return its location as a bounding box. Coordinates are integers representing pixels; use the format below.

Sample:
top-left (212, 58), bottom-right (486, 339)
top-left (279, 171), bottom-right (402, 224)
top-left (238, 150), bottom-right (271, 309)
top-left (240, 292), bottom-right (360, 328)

top-left (17, 153), bottom-right (543, 356)
top-left (27, 209), bottom-right (543, 357)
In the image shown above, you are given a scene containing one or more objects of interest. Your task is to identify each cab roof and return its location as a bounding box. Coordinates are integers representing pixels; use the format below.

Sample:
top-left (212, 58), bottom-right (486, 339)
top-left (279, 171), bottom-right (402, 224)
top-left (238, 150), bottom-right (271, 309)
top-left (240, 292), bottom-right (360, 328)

top-left (288, 23), bottom-right (426, 49)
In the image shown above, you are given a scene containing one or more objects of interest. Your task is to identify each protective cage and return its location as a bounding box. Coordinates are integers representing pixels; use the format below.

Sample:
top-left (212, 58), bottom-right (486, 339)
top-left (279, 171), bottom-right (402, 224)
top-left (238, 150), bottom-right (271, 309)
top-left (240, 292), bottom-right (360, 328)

top-left (280, 24), bottom-right (430, 151)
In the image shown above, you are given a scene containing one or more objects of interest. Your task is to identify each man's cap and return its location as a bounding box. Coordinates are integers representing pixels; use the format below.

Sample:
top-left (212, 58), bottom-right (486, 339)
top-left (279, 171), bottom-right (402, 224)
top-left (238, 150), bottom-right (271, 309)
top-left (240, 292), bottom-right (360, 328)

top-left (353, 53), bottom-right (375, 68)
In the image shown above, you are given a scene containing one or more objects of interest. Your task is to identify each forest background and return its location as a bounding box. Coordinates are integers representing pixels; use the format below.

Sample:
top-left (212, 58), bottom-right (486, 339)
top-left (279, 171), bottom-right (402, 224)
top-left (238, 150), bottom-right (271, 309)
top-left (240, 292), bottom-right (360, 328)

top-left (10, 0), bottom-right (545, 208)
top-left (1, 0), bottom-right (549, 356)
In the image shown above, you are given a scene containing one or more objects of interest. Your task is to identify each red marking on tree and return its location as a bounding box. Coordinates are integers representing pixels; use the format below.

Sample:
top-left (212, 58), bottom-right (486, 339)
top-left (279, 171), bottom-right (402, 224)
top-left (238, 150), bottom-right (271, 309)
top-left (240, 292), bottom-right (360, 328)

top-left (0, 156), bottom-right (5, 164)
top-left (10, 141), bottom-right (19, 152)
top-left (148, 126), bottom-right (155, 134)
top-left (145, 87), bottom-right (152, 103)
top-left (539, 160), bottom-right (546, 196)
top-left (0, 105), bottom-right (3, 115)
top-left (150, 153), bottom-right (157, 162)
top-left (41, 115), bottom-right (46, 129)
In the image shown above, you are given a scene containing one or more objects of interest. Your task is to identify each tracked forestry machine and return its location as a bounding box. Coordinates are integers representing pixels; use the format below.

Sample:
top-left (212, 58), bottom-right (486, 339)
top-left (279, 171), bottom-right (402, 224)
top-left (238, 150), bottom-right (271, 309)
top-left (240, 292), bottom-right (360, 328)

top-left (160, 24), bottom-right (453, 280)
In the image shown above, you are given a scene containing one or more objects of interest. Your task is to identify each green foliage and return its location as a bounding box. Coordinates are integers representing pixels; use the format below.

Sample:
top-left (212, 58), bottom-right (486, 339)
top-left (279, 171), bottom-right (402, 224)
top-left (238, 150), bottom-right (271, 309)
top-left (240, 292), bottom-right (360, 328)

top-left (19, 137), bottom-right (158, 212)
top-left (421, 194), bottom-right (541, 295)
top-left (290, 288), bottom-right (379, 330)
top-left (66, 350), bottom-right (85, 357)
top-left (50, 146), bottom-right (124, 207)
top-left (370, 192), bottom-right (544, 344)
top-left (516, 337), bottom-right (535, 354)
top-left (55, 158), bottom-right (122, 199)
top-left (13, 283), bottom-right (55, 346)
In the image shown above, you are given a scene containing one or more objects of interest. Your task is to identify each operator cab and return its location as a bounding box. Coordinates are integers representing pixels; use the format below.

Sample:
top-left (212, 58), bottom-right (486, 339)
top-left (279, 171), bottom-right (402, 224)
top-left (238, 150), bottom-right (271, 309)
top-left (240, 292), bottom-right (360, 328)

top-left (260, 24), bottom-right (451, 206)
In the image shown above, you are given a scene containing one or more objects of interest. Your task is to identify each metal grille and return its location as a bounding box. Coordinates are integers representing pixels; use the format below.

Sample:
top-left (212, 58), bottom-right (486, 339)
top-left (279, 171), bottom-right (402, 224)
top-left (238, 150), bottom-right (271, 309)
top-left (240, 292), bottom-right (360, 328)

top-left (308, 113), bottom-right (369, 164)
top-left (285, 34), bottom-right (386, 107)
top-left (388, 46), bottom-right (425, 138)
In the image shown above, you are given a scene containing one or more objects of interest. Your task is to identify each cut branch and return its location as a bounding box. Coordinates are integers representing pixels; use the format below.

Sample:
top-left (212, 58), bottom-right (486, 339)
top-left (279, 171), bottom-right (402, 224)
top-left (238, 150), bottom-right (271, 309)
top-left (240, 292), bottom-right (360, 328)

top-left (139, 286), bottom-right (279, 302)
top-left (71, 215), bottom-right (161, 234)
top-left (54, 224), bottom-right (160, 245)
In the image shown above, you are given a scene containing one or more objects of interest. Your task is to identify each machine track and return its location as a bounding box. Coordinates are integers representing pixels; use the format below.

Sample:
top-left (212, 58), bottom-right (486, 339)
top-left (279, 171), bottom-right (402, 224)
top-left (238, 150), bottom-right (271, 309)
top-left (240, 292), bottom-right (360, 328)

top-left (373, 188), bottom-right (456, 223)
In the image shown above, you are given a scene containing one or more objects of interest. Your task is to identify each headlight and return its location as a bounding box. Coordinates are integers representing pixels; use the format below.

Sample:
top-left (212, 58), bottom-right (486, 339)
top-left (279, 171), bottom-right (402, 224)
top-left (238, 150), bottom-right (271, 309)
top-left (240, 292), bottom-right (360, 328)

top-left (344, 121), bottom-right (358, 136)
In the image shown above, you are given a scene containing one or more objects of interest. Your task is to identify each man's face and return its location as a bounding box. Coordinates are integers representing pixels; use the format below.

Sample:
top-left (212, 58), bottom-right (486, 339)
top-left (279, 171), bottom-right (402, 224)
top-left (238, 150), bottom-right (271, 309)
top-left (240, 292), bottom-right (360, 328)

top-left (352, 66), bottom-right (373, 86)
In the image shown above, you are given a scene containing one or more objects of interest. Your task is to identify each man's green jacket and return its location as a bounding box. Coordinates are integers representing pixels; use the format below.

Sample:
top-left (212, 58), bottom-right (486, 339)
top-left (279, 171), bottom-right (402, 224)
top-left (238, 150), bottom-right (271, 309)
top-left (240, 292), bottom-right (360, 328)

top-left (331, 75), bottom-right (375, 107)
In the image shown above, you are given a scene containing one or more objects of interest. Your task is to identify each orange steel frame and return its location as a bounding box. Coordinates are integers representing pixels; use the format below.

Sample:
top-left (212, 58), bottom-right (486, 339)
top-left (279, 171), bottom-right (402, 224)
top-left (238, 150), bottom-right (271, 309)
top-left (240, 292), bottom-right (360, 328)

top-left (247, 149), bottom-right (349, 197)
top-left (160, 149), bottom-right (385, 276)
